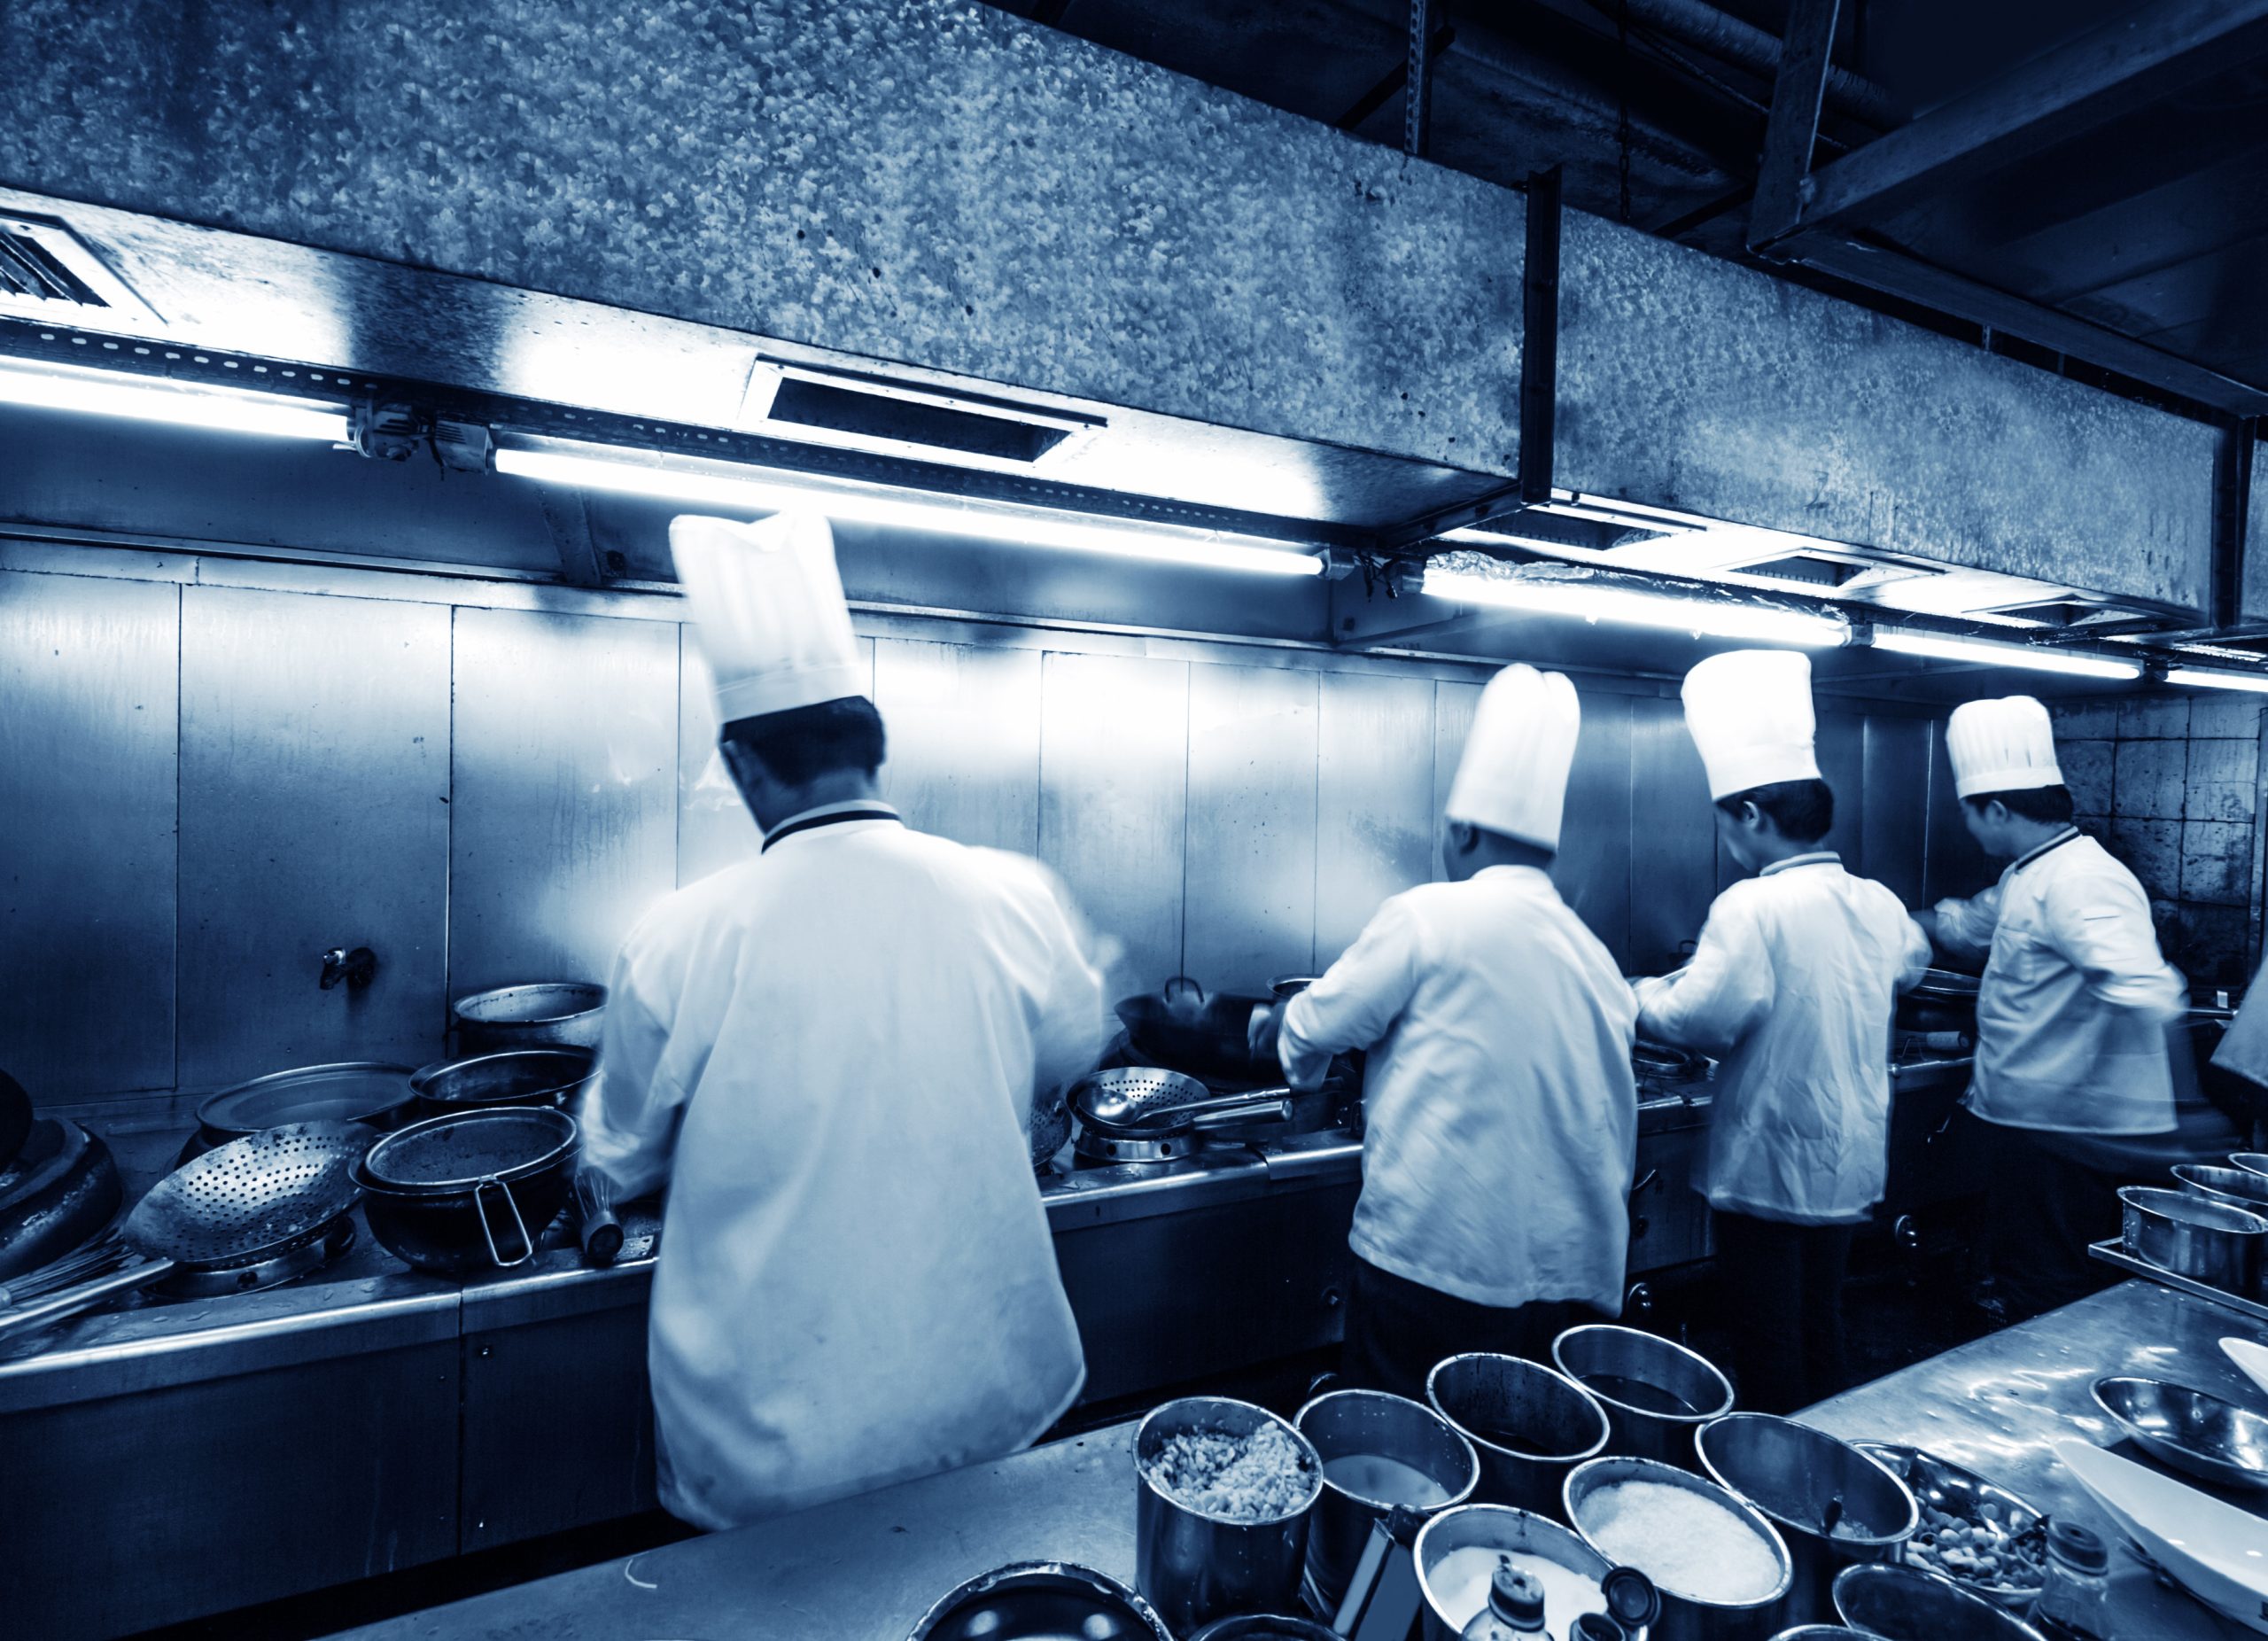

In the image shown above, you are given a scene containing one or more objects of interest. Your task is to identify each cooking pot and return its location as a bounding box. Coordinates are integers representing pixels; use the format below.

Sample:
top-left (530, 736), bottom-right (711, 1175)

top-left (408, 1047), bottom-right (595, 1119)
top-left (183, 1062), bottom-right (416, 1163)
top-left (359, 1107), bottom-right (579, 1272)
top-left (450, 983), bottom-right (607, 1055)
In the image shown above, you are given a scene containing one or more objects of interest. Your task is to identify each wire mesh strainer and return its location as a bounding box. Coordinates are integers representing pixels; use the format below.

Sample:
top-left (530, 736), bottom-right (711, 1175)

top-left (363, 1106), bottom-right (577, 1192)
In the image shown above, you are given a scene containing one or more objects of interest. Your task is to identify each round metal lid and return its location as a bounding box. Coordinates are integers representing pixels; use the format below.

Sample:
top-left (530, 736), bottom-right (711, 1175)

top-left (196, 1062), bottom-right (415, 1139)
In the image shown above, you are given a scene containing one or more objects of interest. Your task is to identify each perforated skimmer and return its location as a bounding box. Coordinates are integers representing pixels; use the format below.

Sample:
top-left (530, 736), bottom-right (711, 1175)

top-left (0, 1122), bottom-right (369, 1343)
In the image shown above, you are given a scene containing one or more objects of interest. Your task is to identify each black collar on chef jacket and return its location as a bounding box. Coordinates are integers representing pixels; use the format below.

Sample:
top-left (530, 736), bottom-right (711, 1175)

top-left (761, 800), bottom-right (904, 852)
top-left (2007, 825), bottom-right (2083, 876)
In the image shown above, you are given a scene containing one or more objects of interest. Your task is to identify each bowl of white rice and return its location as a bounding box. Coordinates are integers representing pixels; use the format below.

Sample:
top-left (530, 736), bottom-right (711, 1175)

top-left (1136, 1397), bottom-right (1323, 1635)
top-left (1564, 1456), bottom-right (1793, 1641)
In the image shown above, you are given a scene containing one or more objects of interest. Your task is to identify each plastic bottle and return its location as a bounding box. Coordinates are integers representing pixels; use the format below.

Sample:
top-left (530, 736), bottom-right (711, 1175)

top-left (2031, 1519), bottom-right (2111, 1641)
top-left (1459, 1564), bottom-right (1547, 1638)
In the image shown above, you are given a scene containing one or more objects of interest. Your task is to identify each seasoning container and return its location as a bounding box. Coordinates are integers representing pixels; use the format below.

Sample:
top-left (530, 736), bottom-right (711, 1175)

top-left (1136, 1396), bottom-right (1324, 1636)
top-left (1458, 1565), bottom-right (1547, 1637)
top-left (2031, 1520), bottom-right (2110, 1641)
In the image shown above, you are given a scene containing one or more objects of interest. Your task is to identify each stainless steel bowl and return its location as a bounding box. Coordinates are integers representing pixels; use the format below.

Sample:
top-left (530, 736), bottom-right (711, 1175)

top-left (1564, 1456), bottom-right (1793, 1641)
top-left (408, 1047), bottom-right (596, 1117)
top-left (2119, 1186), bottom-right (2268, 1295)
top-left (2176, 1164), bottom-right (2268, 1217)
top-left (1831, 1562), bottom-right (2047, 1640)
top-left (906, 1560), bottom-right (1174, 1640)
top-left (1552, 1326), bottom-right (1735, 1467)
top-left (2092, 1375), bottom-right (2268, 1492)
top-left (1294, 1389), bottom-right (1479, 1614)
top-left (2231, 1151), bottom-right (2268, 1185)
top-left (1412, 1503), bottom-right (1635, 1641)
top-left (1850, 1443), bottom-right (2048, 1610)
top-left (450, 983), bottom-right (607, 1054)
top-left (1427, 1353), bottom-right (1611, 1517)
top-left (1697, 1415), bottom-right (1917, 1629)
top-left (1768, 1629), bottom-right (1871, 1640)
top-left (1135, 1396), bottom-right (1322, 1637)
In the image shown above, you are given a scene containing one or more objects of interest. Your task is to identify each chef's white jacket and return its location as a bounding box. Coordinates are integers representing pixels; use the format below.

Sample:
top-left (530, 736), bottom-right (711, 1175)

top-left (1934, 828), bottom-right (2186, 1136)
top-left (583, 807), bottom-right (1107, 1530)
top-left (1635, 854), bottom-right (1932, 1225)
top-left (1279, 866), bottom-right (1639, 1311)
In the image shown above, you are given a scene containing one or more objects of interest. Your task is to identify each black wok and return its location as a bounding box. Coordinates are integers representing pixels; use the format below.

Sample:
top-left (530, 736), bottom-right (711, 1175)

top-left (1116, 978), bottom-right (1279, 1086)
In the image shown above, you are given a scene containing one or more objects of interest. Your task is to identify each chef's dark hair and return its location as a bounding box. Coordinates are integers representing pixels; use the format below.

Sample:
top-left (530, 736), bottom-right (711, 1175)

top-left (1716, 779), bottom-right (1834, 844)
top-left (720, 696), bottom-right (886, 783)
top-left (1961, 784), bottom-right (2075, 824)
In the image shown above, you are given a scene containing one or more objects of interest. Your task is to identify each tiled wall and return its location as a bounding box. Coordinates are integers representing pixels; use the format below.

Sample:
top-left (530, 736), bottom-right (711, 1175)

top-left (2053, 694), bottom-right (2268, 987)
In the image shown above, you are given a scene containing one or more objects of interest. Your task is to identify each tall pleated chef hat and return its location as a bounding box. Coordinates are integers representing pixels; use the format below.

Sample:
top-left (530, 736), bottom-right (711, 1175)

top-left (1681, 649), bottom-right (1823, 801)
top-left (1444, 664), bottom-right (1582, 852)
top-left (670, 511), bottom-right (869, 725)
top-left (1946, 694), bottom-right (2063, 799)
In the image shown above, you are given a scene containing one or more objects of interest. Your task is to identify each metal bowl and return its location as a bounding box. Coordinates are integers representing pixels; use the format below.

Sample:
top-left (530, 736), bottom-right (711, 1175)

top-left (187, 1062), bottom-right (416, 1159)
top-left (1565, 1456), bottom-right (1793, 1641)
top-left (1427, 1353), bottom-right (1611, 1516)
top-left (2176, 1164), bottom-right (2268, 1217)
top-left (1294, 1389), bottom-right (1479, 1613)
top-left (1831, 1562), bottom-right (2047, 1641)
top-left (408, 1047), bottom-right (595, 1118)
top-left (906, 1560), bottom-right (1173, 1641)
top-left (2119, 1186), bottom-right (2268, 1295)
top-left (1850, 1443), bottom-right (2048, 1610)
top-left (1552, 1325), bottom-right (1736, 1467)
top-left (2092, 1375), bottom-right (2268, 1493)
top-left (1697, 1415), bottom-right (1916, 1628)
top-left (450, 983), bottom-right (607, 1054)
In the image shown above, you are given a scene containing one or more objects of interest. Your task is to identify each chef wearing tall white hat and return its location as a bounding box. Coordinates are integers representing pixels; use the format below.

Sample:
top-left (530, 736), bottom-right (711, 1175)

top-left (581, 511), bottom-right (1110, 1529)
top-left (1923, 694), bottom-right (2186, 1321)
top-left (1250, 664), bottom-right (1639, 1397)
top-left (1635, 650), bottom-right (1930, 1412)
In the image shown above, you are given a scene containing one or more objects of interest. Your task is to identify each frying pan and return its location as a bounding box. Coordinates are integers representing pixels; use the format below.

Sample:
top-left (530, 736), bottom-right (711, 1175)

top-left (0, 1123), bottom-right (368, 1344)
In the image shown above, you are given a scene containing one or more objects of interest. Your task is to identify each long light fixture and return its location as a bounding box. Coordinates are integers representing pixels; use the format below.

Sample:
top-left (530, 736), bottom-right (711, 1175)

top-left (493, 444), bottom-right (1326, 578)
top-left (1870, 630), bottom-right (2142, 680)
top-left (0, 358), bottom-right (351, 442)
top-left (1422, 567), bottom-right (1849, 648)
top-left (2165, 666), bottom-right (2268, 694)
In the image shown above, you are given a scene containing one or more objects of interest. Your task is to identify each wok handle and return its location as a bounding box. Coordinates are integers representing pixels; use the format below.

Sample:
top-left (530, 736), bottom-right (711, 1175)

top-left (573, 1168), bottom-right (623, 1266)
top-left (471, 1177), bottom-right (536, 1270)
top-left (1187, 1090), bottom-right (1298, 1131)
top-left (0, 1256), bottom-right (173, 1342)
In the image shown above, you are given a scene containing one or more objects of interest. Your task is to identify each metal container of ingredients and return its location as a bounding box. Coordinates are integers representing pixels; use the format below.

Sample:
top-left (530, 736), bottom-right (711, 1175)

top-left (1551, 1326), bottom-right (1735, 1467)
top-left (2174, 1163), bottom-right (2268, 1217)
top-left (450, 983), bottom-right (607, 1054)
top-left (1696, 1414), bottom-right (1917, 1629)
top-left (1564, 1456), bottom-right (1793, 1641)
top-left (1830, 1562), bottom-right (2047, 1641)
top-left (1294, 1389), bottom-right (1480, 1613)
top-left (1427, 1352), bottom-right (1611, 1518)
top-left (1413, 1502), bottom-right (1644, 1641)
top-left (2118, 1185), bottom-right (2268, 1295)
top-left (1135, 1396), bottom-right (1322, 1636)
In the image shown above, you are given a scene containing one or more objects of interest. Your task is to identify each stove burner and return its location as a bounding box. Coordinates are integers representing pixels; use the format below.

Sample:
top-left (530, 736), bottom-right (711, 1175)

top-left (159, 1214), bottom-right (357, 1299)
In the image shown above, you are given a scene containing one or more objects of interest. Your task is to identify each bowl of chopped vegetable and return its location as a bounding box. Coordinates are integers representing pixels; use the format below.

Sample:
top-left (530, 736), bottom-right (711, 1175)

top-left (1850, 1443), bottom-right (2048, 1610)
top-left (1137, 1396), bottom-right (1324, 1635)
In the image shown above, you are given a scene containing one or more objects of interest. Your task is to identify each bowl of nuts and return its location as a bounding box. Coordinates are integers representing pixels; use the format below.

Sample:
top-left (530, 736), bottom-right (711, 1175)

top-left (1852, 1443), bottom-right (2048, 1610)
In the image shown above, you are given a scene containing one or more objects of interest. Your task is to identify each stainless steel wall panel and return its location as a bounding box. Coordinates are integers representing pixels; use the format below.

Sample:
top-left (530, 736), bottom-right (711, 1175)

top-left (1315, 673), bottom-right (1436, 966)
top-left (874, 639), bottom-right (1043, 854)
top-left (1431, 680), bottom-right (1485, 881)
top-left (1815, 711), bottom-right (1866, 866)
top-left (1628, 696), bottom-right (1718, 975)
top-left (453, 608), bottom-right (679, 999)
top-left (1038, 652), bottom-right (1190, 999)
top-left (0, 572), bottom-right (177, 1100)
top-left (177, 588), bottom-right (450, 1087)
top-left (1860, 716), bottom-right (1932, 906)
top-left (1559, 691), bottom-right (1635, 966)
top-left (1183, 664), bottom-right (1321, 992)
top-left (1923, 719), bottom-right (2000, 905)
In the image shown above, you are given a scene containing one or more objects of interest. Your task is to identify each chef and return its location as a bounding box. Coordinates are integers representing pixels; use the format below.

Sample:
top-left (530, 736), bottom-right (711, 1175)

top-left (1922, 695), bottom-right (2186, 1322)
top-left (1251, 665), bottom-right (1639, 1398)
top-left (581, 510), bottom-right (1109, 1530)
top-left (1635, 650), bottom-right (1930, 1413)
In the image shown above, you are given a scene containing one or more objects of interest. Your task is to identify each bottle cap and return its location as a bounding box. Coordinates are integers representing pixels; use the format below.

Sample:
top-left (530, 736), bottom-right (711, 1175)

top-left (2047, 1518), bottom-right (2108, 1574)
top-left (1488, 1566), bottom-right (1546, 1628)
top-left (1572, 1614), bottom-right (1627, 1641)
top-left (1602, 1567), bottom-right (1663, 1628)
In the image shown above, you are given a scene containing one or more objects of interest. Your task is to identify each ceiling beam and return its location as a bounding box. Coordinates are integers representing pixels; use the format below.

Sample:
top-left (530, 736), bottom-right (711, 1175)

top-left (1405, 0), bottom-right (1437, 157)
top-left (1747, 0), bottom-right (1841, 254)
top-left (1755, 0), bottom-right (2268, 244)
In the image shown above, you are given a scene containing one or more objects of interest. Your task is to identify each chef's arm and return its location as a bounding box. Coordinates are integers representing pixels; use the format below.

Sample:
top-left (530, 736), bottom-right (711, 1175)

top-left (1635, 898), bottom-right (1773, 1054)
top-left (1927, 883), bottom-right (2001, 964)
top-left (1026, 904), bottom-right (1110, 1116)
top-left (2045, 878), bottom-right (2188, 1024)
top-left (1278, 899), bottom-right (1423, 1092)
top-left (1896, 916), bottom-right (1935, 992)
top-left (581, 976), bottom-right (684, 1202)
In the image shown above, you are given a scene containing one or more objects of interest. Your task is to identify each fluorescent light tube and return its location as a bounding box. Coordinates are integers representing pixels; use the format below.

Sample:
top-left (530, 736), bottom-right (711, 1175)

top-left (1873, 630), bottom-right (2142, 680)
top-left (2165, 667), bottom-right (2268, 694)
top-left (493, 445), bottom-right (1325, 578)
top-left (0, 360), bottom-right (351, 442)
top-left (1422, 568), bottom-right (1849, 648)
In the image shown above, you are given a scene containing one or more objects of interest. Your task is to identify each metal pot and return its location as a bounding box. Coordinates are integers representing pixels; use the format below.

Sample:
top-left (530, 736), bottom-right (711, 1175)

top-left (1116, 980), bottom-right (1281, 1087)
top-left (0, 1119), bottom-right (122, 1283)
top-left (1135, 1396), bottom-right (1321, 1636)
top-left (1551, 1326), bottom-right (1735, 1467)
top-left (450, 983), bottom-right (607, 1055)
top-left (2118, 1185), bottom-right (2268, 1295)
top-left (1565, 1457), bottom-right (1793, 1641)
top-left (1294, 1389), bottom-right (1480, 1614)
top-left (1695, 1414), bottom-right (1917, 1629)
top-left (1831, 1562), bottom-right (2047, 1641)
top-left (183, 1062), bottom-right (416, 1162)
top-left (1412, 1502), bottom-right (1642, 1641)
top-left (1427, 1353), bottom-right (1610, 1518)
top-left (906, 1561), bottom-right (1173, 1641)
top-left (2178, 1163), bottom-right (2268, 1217)
top-left (408, 1047), bottom-right (595, 1119)
top-left (1186, 1617), bottom-right (1340, 1641)
top-left (359, 1107), bottom-right (579, 1272)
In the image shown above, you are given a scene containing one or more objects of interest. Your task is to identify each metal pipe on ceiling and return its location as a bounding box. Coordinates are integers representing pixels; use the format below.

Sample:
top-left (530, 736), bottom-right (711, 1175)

top-left (1608, 0), bottom-right (1900, 128)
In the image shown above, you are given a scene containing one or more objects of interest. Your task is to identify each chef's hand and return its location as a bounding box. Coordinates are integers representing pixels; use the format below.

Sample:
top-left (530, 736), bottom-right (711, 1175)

top-left (1247, 1001), bottom-right (1286, 1065)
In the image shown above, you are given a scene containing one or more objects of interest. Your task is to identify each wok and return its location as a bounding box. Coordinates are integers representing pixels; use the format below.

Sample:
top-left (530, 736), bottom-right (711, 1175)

top-left (0, 1120), bottom-right (122, 1283)
top-left (1117, 978), bottom-right (1281, 1086)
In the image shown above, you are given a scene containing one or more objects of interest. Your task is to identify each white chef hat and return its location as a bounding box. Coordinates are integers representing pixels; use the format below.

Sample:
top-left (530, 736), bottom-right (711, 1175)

top-left (669, 511), bottom-right (868, 725)
top-left (1946, 695), bottom-right (2063, 798)
top-left (1681, 649), bottom-right (1823, 801)
top-left (1444, 664), bottom-right (1582, 852)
